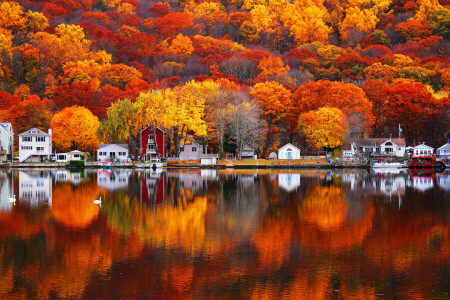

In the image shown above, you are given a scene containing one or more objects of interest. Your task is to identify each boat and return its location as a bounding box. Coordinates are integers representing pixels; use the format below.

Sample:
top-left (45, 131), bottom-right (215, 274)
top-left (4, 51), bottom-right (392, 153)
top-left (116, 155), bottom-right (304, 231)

top-left (408, 154), bottom-right (434, 168)
top-left (372, 158), bottom-right (407, 168)
top-left (435, 157), bottom-right (450, 169)
top-left (136, 159), bottom-right (165, 169)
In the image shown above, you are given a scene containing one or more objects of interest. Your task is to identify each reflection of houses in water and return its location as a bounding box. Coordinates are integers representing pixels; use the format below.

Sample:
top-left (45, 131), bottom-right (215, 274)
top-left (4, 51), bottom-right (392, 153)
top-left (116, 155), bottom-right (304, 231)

top-left (0, 171), bottom-right (13, 212)
top-left (140, 169), bottom-right (165, 206)
top-left (19, 171), bottom-right (52, 207)
top-left (407, 169), bottom-right (434, 192)
top-left (201, 169), bottom-right (217, 179)
top-left (340, 171), bottom-right (406, 197)
top-left (97, 170), bottom-right (130, 190)
top-left (177, 172), bottom-right (206, 191)
top-left (436, 172), bottom-right (450, 192)
top-left (53, 170), bottom-right (82, 185)
top-left (278, 173), bottom-right (301, 192)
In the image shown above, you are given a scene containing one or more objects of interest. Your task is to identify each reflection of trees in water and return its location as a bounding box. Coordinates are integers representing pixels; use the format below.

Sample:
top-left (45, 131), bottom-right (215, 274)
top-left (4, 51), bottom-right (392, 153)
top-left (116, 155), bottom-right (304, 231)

top-left (0, 170), bottom-right (448, 299)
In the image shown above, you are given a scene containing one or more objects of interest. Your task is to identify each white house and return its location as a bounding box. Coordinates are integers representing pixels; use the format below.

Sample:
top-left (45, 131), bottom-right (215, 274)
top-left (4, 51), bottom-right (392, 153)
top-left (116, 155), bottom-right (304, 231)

top-left (55, 150), bottom-right (84, 162)
top-left (199, 154), bottom-right (218, 165)
top-left (179, 137), bottom-right (207, 160)
top-left (278, 173), bottom-right (301, 192)
top-left (240, 145), bottom-right (255, 159)
top-left (342, 142), bottom-right (357, 158)
top-left (97, 144), bottom-right (129, 162)
top-left (437, 142), bottom-right (450, 158)
top-left (412, 144), bottom-right (434, 156)
top-left (355, 138), bottom-right (406, 157)
top-left (278, 143), bottom-right (301, 159)
top-left (0, 123), bottom-right (13, 162)
top-left (18, 128), bottom-right (52, 162)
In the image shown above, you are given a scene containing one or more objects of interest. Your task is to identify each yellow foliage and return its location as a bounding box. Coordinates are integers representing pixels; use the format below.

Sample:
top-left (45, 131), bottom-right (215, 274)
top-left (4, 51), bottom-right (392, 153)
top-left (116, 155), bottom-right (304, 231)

top-left (192, 35), bottom-right (246, 52)
top-left (184, 1), bottom-right (225, 19)
top-left (116, 2), bottom-right (136, 16)
top-left (62, 60), bottom-right (104, 84)
top-left (14, 84), bottom-right (31, 100)
top-left (250, 5), bottom-right (273, 33)
top-left (299, 106), bottom-right (348, 149)
top-left (0, 1), bottom-right (27, 31)
top-left (116, 25), bottom-right (139, 37)
top-left (393, 54), bottom-right (415, 68)
top-left (364, 62), bottom-right (398, 82)
top-left (168, 34), bottom-right (194, 57)
top-left (415, 0), bottom-right (444, 21)
top-left (26, 11), bottom-right (49, 33)
top-left (0, 28), bottom-right (13, 57)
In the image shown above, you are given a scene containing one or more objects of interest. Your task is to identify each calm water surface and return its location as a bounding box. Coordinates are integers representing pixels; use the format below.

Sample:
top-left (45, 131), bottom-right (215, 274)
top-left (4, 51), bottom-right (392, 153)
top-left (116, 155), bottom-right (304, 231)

top-left (0, 168), bottom-right (449, 299)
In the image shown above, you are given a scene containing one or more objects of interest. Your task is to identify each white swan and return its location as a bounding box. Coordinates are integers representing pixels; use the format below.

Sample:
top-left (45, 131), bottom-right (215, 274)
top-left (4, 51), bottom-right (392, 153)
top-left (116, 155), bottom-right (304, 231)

top-left (9, 195), bottom-right (16, 205)
top-left (93, 196), bottom-right (102, 207)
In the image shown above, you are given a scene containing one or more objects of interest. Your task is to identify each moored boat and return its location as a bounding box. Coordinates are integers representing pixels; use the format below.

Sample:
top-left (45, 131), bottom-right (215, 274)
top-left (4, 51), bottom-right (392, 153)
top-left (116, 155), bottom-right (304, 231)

top-left (372, 158), bottom-right (407, 168)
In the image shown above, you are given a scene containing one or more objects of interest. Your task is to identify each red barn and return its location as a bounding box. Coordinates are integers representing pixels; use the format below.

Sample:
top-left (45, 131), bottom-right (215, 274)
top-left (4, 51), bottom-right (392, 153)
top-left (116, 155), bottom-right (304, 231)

top-left (140, 126), bottom-right (167, 161)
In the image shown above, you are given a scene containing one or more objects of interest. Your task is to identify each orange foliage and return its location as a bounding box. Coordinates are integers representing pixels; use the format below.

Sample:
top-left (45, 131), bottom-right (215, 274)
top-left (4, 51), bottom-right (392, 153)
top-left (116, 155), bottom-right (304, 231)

top-left (51, 182), bottom-right (100, 228)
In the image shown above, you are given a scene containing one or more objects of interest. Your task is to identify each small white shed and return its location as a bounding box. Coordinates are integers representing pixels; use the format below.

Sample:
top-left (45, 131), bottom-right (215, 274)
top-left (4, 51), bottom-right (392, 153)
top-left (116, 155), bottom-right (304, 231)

top-left (199, 154), bottom-right (218, 165)
top-left (278, 143), bottom-right (301, 159)
top-left (55, 150), bottom-right (84, 162)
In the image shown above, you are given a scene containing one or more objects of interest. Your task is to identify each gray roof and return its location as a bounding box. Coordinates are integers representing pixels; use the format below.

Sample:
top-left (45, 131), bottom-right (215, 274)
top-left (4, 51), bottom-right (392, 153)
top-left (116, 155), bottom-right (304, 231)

top-left (438, 143), bottom-right (450, 150)
top-left (0, 122), bottom-right (12, 134)
top-left (18, 128), bottom-right (49, 136)
top-left (98, 144), bottom-right (129, 150)
top-left (341, 142), bottom-right (353, 151)
top-left (355, 138), bottom-right (406, 147)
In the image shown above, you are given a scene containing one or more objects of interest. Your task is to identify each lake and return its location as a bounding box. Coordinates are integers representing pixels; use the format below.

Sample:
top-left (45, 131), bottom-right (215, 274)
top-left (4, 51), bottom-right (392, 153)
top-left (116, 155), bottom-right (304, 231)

top-left (0, 168), bottom-right (448, 299)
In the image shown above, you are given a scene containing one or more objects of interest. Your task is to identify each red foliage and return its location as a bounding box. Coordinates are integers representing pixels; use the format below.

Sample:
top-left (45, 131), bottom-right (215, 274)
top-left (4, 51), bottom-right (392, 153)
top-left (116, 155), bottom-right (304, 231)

top-left (393, 41), bottom-right (425, 58)
top-left (153, 13), bottom-right (193, 39)
top-left (121, 15), bottom-right (142, 27)
top-left (0, 92), bottom-right (20, 110)
top-left (240, 50), bottom-right (272, 63)
top-left (158, 76), bottom-right (180, 88)
top-left (148, 3), bottom-right (170, 18)
top-left (361, 45), bottom-right (392, 58)
top-left (42, 2), bottom-right (68, 19)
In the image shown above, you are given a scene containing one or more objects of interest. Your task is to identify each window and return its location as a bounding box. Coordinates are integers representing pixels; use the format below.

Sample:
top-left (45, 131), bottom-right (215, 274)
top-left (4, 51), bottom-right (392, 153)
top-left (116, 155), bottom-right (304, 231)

top-left (37, 136), bottom-right (45, 142)
top-left (36, 147), bottom-right (44, 152)
top-left (148, 144), bottom-right (155, 151)
top-left (192, 147), bottom-right (197, 152)
top-left (23, 136), bottom-right (31, 142)
top-left (21, 146), bottom-right (32, 150)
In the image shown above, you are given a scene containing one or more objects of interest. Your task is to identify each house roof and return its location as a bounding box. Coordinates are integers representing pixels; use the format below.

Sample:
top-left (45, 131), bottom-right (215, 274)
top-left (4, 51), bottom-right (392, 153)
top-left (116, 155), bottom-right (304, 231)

top-left (242, 145), bottom-right (254, 152)
top-left (355, 138), bottom-right (406, 147)
top-left (341, 142), bottom-right (354, 151)
top-left (139, 126), bottom-right (166, 134)
top-left (438, 143), bottom-right (450, 151)
top-left (18, 128), bottom-right (50, 136)
top-left (278, 143), bottom-right (301, 152)
top-left (413, 144), bottom-right (434, 150)
top-left (0, 123), bottom-right (12, 134)
top-left (69, 150), bottom-right (83, 154)
top-left (98, 144), bottom-right (129, 151)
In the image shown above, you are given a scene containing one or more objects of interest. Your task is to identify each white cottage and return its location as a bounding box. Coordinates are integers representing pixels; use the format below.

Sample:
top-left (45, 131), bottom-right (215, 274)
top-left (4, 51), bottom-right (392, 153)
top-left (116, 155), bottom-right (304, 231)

top-left (179, 138), bottom-right (207, 160)
top-left (0, 123), bottom-right (13, 162)
top-left (342, 142), bottom-right (357, 158)
top-left (355, 138), bottom-right (406, 157)
top-left (412, 144), bottom-right (434, 156)
top-left (97, 144), bottom-right (129, 162)
top-left (278, 143), bottom-right (301, 159)
top-left (55, 150), bottom-right (84, 162)
top-left (437, 142), bottom-right (450, 158)
top-left (18, 128), bottom-right (52, 162)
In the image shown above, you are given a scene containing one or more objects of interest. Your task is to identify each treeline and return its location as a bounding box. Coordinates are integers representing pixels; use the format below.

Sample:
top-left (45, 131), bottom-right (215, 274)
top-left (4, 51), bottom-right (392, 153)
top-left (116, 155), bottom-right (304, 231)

top-left (0, 0), bottom-right (449, 155)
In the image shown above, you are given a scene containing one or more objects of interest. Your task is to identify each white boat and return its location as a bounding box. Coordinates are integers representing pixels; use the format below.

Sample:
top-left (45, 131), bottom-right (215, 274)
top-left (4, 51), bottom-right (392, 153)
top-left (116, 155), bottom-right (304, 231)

top-left (136, 160), bottom-right (165, 169)
top-left (372, 159), bottom-right (407, 168)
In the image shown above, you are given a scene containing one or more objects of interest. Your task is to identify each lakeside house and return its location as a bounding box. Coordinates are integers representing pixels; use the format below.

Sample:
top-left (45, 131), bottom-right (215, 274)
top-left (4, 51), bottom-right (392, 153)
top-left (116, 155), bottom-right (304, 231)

top-left (97, 144), bottom-right (129, 162)
top-left (412, 143), bottom-right (434, 156)
top-left (437, 142), bottom-right (450, 158)
top-left (55, 150), bottom-right (84, 162)
top-left (0, 123), bottom-right (13, 162)
top-left (354, 138), bottom-right (406, 157)
top-left (240, 145), bottom-right (255, 159)
top-left (278, 143), bottom-right (301, 159)
top-left (18, 128), bottom-right (52, 163)
top-left (342, 142), bottom-right (357, 158)
top-left (179, 137), bottom-right (207, 160)
top-left (140, 126), bottom-right (166, 161)
top-left (18, 170), bottom-right (52, 207)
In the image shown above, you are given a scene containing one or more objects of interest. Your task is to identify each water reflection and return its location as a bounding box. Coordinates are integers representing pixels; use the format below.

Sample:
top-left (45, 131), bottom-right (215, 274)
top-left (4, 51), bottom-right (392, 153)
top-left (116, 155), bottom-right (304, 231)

top-left (0, 169), bottom-right (448, 299)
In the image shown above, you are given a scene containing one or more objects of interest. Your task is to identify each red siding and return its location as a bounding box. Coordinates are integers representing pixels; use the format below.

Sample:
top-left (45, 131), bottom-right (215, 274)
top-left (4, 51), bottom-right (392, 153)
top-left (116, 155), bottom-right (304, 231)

top-left (140, 127), bottom-right (166, 158)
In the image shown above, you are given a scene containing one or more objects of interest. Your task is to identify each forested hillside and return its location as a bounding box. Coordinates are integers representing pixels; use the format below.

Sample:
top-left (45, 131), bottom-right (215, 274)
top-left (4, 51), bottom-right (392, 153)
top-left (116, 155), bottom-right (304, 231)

top-left (0, 0), bottom-right (449, 155)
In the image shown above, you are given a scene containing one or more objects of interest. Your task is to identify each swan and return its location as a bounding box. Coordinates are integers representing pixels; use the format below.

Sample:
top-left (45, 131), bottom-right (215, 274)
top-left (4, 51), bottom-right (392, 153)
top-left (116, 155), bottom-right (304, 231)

top-left (9, 195), bottom-right (16, 205)
top-left (93, 196), bottom-right (102, 207)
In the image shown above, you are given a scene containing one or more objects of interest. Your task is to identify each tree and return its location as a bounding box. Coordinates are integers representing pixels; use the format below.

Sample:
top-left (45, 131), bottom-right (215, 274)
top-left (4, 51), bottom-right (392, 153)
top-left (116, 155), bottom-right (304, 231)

top-left (292, 80), bottom-right (373, 138)
top-left (298, 107), bottom-right (348, 150)
top-left (250, 81), bottom-right (292, 156)
top-left (51, 106), bottom-right (100, 152)
top-left (228, 93), bottom-right (263, 159)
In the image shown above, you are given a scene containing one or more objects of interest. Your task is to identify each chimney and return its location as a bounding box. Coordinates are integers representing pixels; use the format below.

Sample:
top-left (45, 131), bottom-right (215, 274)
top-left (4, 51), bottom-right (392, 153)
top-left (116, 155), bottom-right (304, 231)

top-left (48, 128), bottom-right (52, 136)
